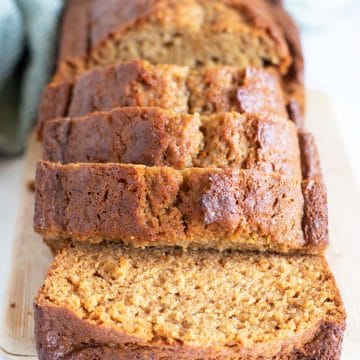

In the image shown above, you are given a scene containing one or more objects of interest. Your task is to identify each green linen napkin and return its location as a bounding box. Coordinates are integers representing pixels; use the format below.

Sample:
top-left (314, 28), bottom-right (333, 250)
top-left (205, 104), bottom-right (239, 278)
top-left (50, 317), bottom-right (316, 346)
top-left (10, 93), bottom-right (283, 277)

top-left (0, 0), bottom-right (63, 156)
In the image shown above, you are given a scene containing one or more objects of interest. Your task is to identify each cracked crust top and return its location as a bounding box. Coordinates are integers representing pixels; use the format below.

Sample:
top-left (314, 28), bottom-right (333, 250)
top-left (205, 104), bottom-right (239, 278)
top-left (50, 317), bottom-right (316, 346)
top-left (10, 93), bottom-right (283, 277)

top-left (42, 107), bottom-right (302, 178)
top-left (33, 161), bottom-right (327, 253)
top-left (37, 60), bottom-right (288, 137)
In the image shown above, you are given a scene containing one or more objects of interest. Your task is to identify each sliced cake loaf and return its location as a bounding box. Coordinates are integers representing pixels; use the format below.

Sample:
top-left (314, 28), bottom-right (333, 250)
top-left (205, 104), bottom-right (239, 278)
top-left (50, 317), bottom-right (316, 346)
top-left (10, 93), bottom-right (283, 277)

top-left (42, 107), bottom-right (301, 178)
top-left (32, 1), bottom-right (345, 359)
top-left (34, 243), bottom-right (345, 360)
top-left (34, 161), bottom-right (327, 254)
top-left (37, 60), bottom-right (287, 135)
top-left (52, 0), bottom-right (304, 125)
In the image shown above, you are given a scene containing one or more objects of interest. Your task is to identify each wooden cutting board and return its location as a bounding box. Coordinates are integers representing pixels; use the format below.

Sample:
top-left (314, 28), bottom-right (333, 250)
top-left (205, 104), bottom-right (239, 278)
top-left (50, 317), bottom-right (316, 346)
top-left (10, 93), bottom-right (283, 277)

top-left (1, 92), bottom-right (359, 359)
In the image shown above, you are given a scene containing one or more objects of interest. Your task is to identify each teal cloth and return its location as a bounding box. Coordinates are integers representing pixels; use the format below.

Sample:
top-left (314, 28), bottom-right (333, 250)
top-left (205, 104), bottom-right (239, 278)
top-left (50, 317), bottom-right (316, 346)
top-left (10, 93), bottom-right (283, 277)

top-left (0, 0), bottom-right (64, 156)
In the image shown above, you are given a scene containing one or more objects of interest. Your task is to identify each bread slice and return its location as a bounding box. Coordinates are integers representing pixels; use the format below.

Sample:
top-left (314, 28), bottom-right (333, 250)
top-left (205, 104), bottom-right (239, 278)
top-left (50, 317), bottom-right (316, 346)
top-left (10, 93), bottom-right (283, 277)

top-left (42, 107), bottom-right (301, 178)
top-left (34, 243), bottom-right (345, 359)
top-left (56, 0), bottom-right (290, 80)
top-left (37, 60), bottom-right (287, 135)
top-left (34, 161), bottom-right (327, 254)
top-left (52, 0), bottom-right (304, 126)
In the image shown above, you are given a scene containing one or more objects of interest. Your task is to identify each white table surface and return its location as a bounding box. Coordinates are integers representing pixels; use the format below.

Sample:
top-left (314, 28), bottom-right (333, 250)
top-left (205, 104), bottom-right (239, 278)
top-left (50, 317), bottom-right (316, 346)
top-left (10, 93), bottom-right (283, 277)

top-left (1, 4), bottom-right (360, 357)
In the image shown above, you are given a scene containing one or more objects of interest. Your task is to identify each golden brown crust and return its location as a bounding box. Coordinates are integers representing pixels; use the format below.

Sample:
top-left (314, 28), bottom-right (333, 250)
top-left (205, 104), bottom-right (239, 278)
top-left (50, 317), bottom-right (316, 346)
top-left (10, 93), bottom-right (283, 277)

top-left (234, 68), bottom-right (286, 117)
top-left (298, 132), bottom-right (323, 180)
top-left (265, 1), bottom-right (304, 127)
top-left (37, 81), bottom-right (73, 135)
top-left (301, 180), bottom-right (328, 249)
top-left (42, 107), bottom-right (301, 177)
top-left (37, 60), bottom-right (287, 137)
top-left (57, 0), bottom-right (93, 63)
top-left (34, 305), bottom-right (345, 360)
top-left (33, 161), bottom-right (327, 253)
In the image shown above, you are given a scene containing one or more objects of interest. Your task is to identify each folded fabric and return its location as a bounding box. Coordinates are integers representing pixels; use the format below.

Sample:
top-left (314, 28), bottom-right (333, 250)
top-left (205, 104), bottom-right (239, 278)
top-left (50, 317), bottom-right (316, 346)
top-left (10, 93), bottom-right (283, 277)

top-left (0, 0), bottom-right (63, 156)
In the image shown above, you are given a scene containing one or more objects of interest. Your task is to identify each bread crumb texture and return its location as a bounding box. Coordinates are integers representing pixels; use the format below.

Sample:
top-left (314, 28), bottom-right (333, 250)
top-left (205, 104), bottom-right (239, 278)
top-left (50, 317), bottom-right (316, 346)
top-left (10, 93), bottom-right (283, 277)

top-left (55, 0), bottom-right (290, 82)
top-left (37, 244), bottom-right (344, 351)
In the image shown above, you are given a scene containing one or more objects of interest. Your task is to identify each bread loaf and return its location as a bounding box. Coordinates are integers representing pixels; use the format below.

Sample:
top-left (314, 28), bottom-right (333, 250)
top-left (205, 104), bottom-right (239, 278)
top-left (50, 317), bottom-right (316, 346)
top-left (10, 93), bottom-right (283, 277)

top-left (32, 1), bottom-right (345, 358)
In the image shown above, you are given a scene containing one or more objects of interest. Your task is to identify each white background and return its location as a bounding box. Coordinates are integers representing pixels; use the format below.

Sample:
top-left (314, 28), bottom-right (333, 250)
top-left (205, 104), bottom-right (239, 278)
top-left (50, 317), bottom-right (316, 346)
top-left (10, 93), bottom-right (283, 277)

top-left (0, 2), bottom-right (360, 358)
